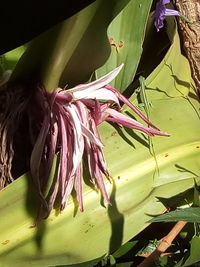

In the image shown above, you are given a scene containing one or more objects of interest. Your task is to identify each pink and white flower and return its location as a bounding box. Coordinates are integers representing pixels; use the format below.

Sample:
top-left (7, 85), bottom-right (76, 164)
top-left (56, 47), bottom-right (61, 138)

top-left (30, 64), bottom-right (169, 217)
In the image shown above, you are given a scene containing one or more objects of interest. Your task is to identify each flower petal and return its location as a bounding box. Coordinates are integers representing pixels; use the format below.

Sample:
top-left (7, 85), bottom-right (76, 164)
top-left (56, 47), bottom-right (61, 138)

top-left (104, 108), bottom-right (170, 136)
top-left (67, 104), bottom-right (85, 172)
top-left (74, 165), bottom-right (84, 211)
top-left (104, 85), bottom-right (160, 130)
top-left (66, 64), bottom-right (124, 98)
top-left (165, 8), bottom-right (180, 16)
top-left (75, 87), bottom-right (120, 103)
top-left (162, 0), bottom-right (170, 4)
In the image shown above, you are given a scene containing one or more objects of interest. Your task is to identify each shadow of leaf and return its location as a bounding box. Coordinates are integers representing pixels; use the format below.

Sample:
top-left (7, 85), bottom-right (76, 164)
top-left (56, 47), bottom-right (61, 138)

top-left (108, 179), bottom-right (124, 254)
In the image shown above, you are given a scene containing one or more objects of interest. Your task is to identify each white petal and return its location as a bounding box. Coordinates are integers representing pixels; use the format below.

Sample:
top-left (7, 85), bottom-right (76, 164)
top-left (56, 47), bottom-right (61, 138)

top-left (66, 64), bottom-right (124, 96)
top-left (73, 87), bottom-right (120, 103)
top-left (67, 104), bottom-right (85, 172)
top-left (81, 123), bottom-right (103, 147)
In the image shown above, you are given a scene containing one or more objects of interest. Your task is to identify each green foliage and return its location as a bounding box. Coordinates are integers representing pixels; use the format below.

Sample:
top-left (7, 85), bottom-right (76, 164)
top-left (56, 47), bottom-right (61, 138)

top-left (182, 236), bottom-right (200, 266)
top-left (3, 46), bottom-right (26, 70)
top-left (150, 207), bottom-right (200, 223)
top-left (0, 1), bottom-right (200, 267)
top-left (12, 0), bottom-right (132, 90)
top-left (150, 184), bottom-right (200, 223)
top-left (96, 0), bottom-right (153, 92)
top-left (112, 241), bottom-right (138, 258)
top-left (51, 256), bottom-right (105, 267)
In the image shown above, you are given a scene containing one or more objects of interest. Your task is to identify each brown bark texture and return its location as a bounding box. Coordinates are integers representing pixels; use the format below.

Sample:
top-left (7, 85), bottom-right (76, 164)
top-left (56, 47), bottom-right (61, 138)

top-left (175, 0), bottom-right (200, 93)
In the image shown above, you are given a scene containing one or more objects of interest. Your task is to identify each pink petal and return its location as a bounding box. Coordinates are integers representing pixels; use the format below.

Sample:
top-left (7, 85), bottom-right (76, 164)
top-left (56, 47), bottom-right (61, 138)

top-left (105, 108), bottom-right (170, 136)
top-left (104, 85), bottom-right (160, 130)
top-left (74, 165), bottom-right (84, 211)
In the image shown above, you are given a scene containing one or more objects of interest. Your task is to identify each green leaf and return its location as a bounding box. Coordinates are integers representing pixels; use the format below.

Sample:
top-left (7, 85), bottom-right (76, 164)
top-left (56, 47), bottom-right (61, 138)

top-left (182, 236), bottom-right (200, 266)
top-left (12, 0), bottom-right (131, 91)
top-left (1, 13), bottom-right (200, 267)
top-left (150, 207), bottom-right (200, 223)
top-left (143, 19), bottom-right (192, 100)
top-left (159, 255), bottom-right (169, 266)
top-left (96, 0), bottom-right (153, 92)
top-left (193, 181), bottom-right (200, 207)
top-left (60, 0), bottom-right (132, 89)
top-left (109, 255), bottom-right (116, 265)
top-left (112, 241), bottom-right (138, 258)
top-left (116, 263), bottom-right (132, 267)
top-left (52, 255), bottom-right (105, 267)
top-left (3, 46), bottom-right (26, 71)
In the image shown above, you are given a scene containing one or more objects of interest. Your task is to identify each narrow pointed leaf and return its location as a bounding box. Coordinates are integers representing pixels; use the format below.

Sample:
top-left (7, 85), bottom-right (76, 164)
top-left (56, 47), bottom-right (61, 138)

top-left (150, 207), bottom-right (200, 223)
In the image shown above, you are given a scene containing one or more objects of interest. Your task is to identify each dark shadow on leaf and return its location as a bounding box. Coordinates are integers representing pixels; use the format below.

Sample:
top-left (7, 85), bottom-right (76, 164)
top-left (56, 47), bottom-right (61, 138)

top-left (124, 111), bottom-right (152, 149)
top-left (82, 154), bottom-right (97, 190)
top-left (155, 185), bottom-right (195, 211)
top-left (188, 91), bottom-right (199, 101)
top-left (109, 122), bottom-right (136, 149)
top-left (108, 178), bottom-right (124, 254)
top-left (71, 189), bottom-right (79, 217)
top-left (124, 127), bottom-right (149, 149)
top-left (165, 62), bottom-right (192, 96)
top-left (156, 192), bottom-right (191, 210)
top-left (171, 74), bottom-right (191, 89)
top-left (109, 115), bottom-right (149, 149)
top-left (146, 86), bottom-right (175, 98)
top-left (145, 187), bottom-right (195, 222)
top-left (25, 173), bottom-right (47, 252)
top-left (100, 193), bottom-right (106, 209)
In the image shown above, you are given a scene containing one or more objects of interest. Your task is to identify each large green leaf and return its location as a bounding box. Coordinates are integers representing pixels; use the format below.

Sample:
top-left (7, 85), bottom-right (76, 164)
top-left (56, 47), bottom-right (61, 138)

top-left (12, 0), bottom-right (131, 91)
top-left (0, 14), bottom-right (200, 267)
top-left (183, 236), bottom-right (200, 266)
top-left (150, 207), bottom-right (200, 223)
top-left (112, 241), bottom-right (138, 258)
top-left (59, 0), bottom-right (132, 88)
top-left (96, 0), bottom-right (153, 92)
top-left (0, 46), bottom-right (26, 72)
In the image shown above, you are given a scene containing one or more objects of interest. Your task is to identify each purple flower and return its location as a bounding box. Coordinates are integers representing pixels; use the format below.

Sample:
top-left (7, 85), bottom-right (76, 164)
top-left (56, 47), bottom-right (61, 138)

top-left (31, 64), bottom-right (169, 217)
top-left (154, 0), bottom-right (180, 32)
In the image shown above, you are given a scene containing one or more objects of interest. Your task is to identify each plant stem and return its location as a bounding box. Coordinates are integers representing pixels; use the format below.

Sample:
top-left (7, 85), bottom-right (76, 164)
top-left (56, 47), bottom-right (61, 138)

top-left (137, 221), bottom-right (187, 267)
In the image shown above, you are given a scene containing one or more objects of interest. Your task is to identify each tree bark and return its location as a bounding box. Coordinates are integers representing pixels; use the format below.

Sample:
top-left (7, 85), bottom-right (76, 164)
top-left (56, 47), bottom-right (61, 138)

top-left (175, 0), bottom-right (200, 94)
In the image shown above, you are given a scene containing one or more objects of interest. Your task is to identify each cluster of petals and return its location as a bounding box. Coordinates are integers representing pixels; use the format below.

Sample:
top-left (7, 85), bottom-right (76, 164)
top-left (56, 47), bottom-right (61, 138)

top-left (154, 0), bottom-right (180, 32)
top-left (30, 64), bottom-right (169, 216)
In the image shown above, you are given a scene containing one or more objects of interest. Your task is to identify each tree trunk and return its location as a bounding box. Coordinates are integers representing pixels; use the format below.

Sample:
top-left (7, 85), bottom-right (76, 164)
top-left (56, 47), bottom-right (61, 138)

top-left (175, 0), bottom-right (200, 94)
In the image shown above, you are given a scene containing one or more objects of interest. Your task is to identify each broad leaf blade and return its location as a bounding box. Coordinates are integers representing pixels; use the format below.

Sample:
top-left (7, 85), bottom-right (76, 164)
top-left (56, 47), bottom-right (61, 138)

top-left (183, 236), bottom-right (200, 266)
top-left (60, 0), bottom-right (132, 88)
top-left (1, 13), bottom-right (200, 267)
top-left (150, 207), bottom-right (200, 223)
top-left (96, 0), bottom-right (153, 92)
top-left (112, 241), bottom-right (138, 258)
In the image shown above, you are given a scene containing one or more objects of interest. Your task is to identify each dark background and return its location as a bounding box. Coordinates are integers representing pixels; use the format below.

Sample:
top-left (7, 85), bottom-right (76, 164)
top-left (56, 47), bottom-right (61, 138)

top-left (0, 0), bottom-right (96, 54)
